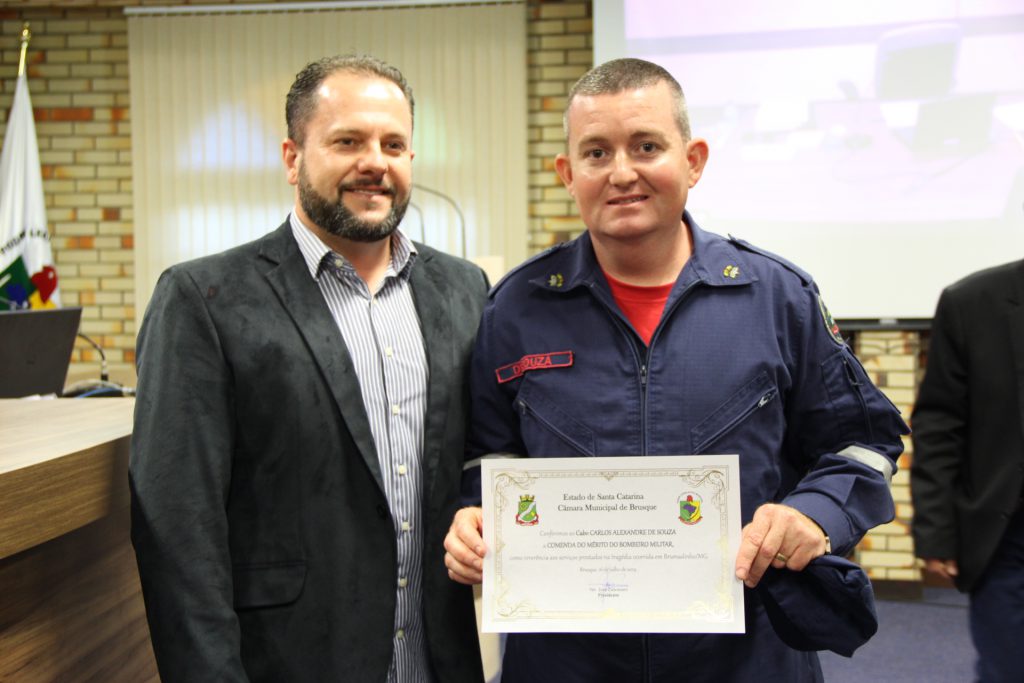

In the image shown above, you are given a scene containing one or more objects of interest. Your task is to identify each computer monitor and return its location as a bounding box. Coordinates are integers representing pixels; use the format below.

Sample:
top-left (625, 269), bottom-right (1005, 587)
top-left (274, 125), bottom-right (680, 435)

top-left (0, 307), bottom-right (82, 398)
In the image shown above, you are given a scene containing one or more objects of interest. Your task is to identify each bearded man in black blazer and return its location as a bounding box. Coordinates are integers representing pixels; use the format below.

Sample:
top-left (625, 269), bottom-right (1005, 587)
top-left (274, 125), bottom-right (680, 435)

top-left (130, 55), bottom-right (486, 683)
top-left (912, 260), bottom-right (1024, 683)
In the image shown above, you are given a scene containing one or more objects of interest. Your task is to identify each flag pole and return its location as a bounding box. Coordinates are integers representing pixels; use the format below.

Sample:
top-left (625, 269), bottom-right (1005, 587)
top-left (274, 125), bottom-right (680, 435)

top-left (2, 20), bottom-right (59, 310)
top-left (18, 22), bottom-right (30, 77)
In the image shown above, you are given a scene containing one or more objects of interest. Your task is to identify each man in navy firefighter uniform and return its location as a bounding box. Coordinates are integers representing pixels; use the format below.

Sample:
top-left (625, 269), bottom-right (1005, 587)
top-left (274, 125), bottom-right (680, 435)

top-left (444, 58), bottom-right (908, 682)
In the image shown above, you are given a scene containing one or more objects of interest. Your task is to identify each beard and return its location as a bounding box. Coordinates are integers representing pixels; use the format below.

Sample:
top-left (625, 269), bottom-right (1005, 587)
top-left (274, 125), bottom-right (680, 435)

top-left (297, 164), bottom-right (409, 243)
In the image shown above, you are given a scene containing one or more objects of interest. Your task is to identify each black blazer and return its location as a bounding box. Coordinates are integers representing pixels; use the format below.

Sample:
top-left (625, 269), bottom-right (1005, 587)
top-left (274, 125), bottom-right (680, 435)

top-left (911, 259), bottom-right (1024, 592)
top-left (130, 222), bottom-right (487, 682)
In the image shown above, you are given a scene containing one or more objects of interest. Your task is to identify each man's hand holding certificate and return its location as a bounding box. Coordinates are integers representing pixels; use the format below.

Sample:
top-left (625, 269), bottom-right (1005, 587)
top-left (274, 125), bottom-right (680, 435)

top-left (475, 455), bottom-right (744, 633)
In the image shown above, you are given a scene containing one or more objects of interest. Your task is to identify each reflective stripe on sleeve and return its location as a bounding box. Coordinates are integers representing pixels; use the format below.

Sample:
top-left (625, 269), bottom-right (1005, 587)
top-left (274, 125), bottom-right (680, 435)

top-left (463, 452), bottom-right (523, 471)
top-left (838, 445), bottom-right (894, 483)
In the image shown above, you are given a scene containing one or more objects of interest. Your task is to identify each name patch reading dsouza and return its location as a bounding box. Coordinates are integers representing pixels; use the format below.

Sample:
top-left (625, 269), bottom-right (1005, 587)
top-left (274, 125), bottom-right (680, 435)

top-left (495, 351), bottom-right (574, 384)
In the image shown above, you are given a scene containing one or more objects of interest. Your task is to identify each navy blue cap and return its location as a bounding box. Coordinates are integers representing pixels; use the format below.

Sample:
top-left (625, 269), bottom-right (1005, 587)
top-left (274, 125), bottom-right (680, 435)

top-left (756, 555), bottom-right (878, 657)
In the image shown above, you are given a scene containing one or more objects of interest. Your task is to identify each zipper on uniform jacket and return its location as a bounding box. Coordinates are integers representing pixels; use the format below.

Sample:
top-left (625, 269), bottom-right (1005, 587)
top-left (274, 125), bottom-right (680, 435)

top-left (842, 355), bottom-right (875, 442)
top-left (590, 280), bottom-right (699, 457)
top-left (516, 396), bottom-right (593, 456)
top-left (693, 387), bottom-right (779, 454)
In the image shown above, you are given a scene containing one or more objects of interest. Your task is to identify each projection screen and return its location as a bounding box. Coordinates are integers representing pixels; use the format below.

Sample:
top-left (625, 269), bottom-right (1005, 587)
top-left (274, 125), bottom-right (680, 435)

top-left (595, 1), bottom-right (1024, 320)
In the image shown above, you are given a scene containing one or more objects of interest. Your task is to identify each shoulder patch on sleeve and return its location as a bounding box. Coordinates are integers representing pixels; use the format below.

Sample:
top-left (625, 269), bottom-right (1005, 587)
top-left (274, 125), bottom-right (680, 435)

top-left (728, 236), bottom-right (813, 286)
top-left (817, 295), bottom-right (845, 346)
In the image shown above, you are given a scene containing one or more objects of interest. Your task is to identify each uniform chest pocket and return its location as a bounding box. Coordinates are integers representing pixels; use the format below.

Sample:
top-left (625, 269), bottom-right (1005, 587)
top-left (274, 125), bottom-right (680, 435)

top-left (516, 380), bottom-right (596, 457)
top-left (691, 371), bottom-right (779, 454)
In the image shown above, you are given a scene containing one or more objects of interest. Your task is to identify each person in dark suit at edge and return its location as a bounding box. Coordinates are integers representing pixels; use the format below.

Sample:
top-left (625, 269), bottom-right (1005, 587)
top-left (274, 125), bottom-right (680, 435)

top-left (912, 261), bottom-right (1024, 683)
top-left (129, 54), bottom-right (487, 683)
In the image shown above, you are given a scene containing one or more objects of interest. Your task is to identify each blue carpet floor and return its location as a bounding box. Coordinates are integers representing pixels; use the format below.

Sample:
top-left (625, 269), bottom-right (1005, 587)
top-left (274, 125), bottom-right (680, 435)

top-left (820, 587), bottom-right (974, 682)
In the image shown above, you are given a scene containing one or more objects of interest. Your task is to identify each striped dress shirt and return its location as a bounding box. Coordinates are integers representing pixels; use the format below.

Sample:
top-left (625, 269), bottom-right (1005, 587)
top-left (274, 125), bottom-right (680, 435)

top-left (290, 213), bottom-right (432, 683)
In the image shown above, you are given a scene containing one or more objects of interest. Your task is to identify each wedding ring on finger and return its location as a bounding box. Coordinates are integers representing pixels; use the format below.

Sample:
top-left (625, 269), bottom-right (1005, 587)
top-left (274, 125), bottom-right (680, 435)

top-left (774, 552), bottom-right (788, 564)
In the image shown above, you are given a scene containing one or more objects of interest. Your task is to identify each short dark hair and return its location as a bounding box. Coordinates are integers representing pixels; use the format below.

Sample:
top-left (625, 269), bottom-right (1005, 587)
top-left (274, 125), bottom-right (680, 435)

top-left (285, 54), bottom-right (415, 146)
top-left (564, 57), bottom-right (690, 140)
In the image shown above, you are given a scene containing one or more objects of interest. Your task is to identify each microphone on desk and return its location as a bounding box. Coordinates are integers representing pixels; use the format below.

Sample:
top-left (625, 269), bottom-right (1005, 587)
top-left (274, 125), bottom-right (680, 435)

top-left (78, 332), bottom-right (108, 382)
top-left (63, 332), bottom-right (135, 398)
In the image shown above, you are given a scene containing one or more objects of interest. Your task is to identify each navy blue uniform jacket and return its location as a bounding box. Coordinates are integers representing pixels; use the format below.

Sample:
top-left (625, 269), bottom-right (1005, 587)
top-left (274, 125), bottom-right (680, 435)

top-left (465, 214), bottom-right (908, 683)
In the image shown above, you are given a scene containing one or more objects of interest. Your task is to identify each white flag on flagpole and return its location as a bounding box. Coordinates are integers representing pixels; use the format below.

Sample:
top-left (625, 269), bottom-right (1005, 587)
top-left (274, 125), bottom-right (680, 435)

top-left (0, 71), bottom-right (59, 310)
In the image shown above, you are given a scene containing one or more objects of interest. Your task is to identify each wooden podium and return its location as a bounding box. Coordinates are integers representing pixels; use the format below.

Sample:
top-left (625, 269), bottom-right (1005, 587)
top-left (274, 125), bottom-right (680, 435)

top-left (0, 398), bottom-right (158, 682)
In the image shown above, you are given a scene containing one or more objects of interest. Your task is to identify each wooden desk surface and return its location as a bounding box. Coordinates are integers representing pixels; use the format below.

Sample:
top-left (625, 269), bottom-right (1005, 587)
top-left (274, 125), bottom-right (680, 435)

top-left (0, 398), bottom-right (135, 559)
top-left (0, 398), bottom-right (158, 681)
top-left (0, 397), bottom-right (134, 472)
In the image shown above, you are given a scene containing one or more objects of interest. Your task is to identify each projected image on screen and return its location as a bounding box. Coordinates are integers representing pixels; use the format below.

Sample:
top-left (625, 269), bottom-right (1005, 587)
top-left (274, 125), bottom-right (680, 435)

top-left (596, 1), bottom-right (1024, 319)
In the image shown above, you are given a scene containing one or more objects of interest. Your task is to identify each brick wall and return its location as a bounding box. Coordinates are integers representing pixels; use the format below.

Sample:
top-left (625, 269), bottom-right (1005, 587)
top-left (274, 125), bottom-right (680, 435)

top-left (527, 0), bottom-right (589, 252)
top-left (855, 330), bottom-right (922, 581)
top-left (1, 5), bottom-right (133, 383)
top-left (1, 0), bottom-right (277, 384)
